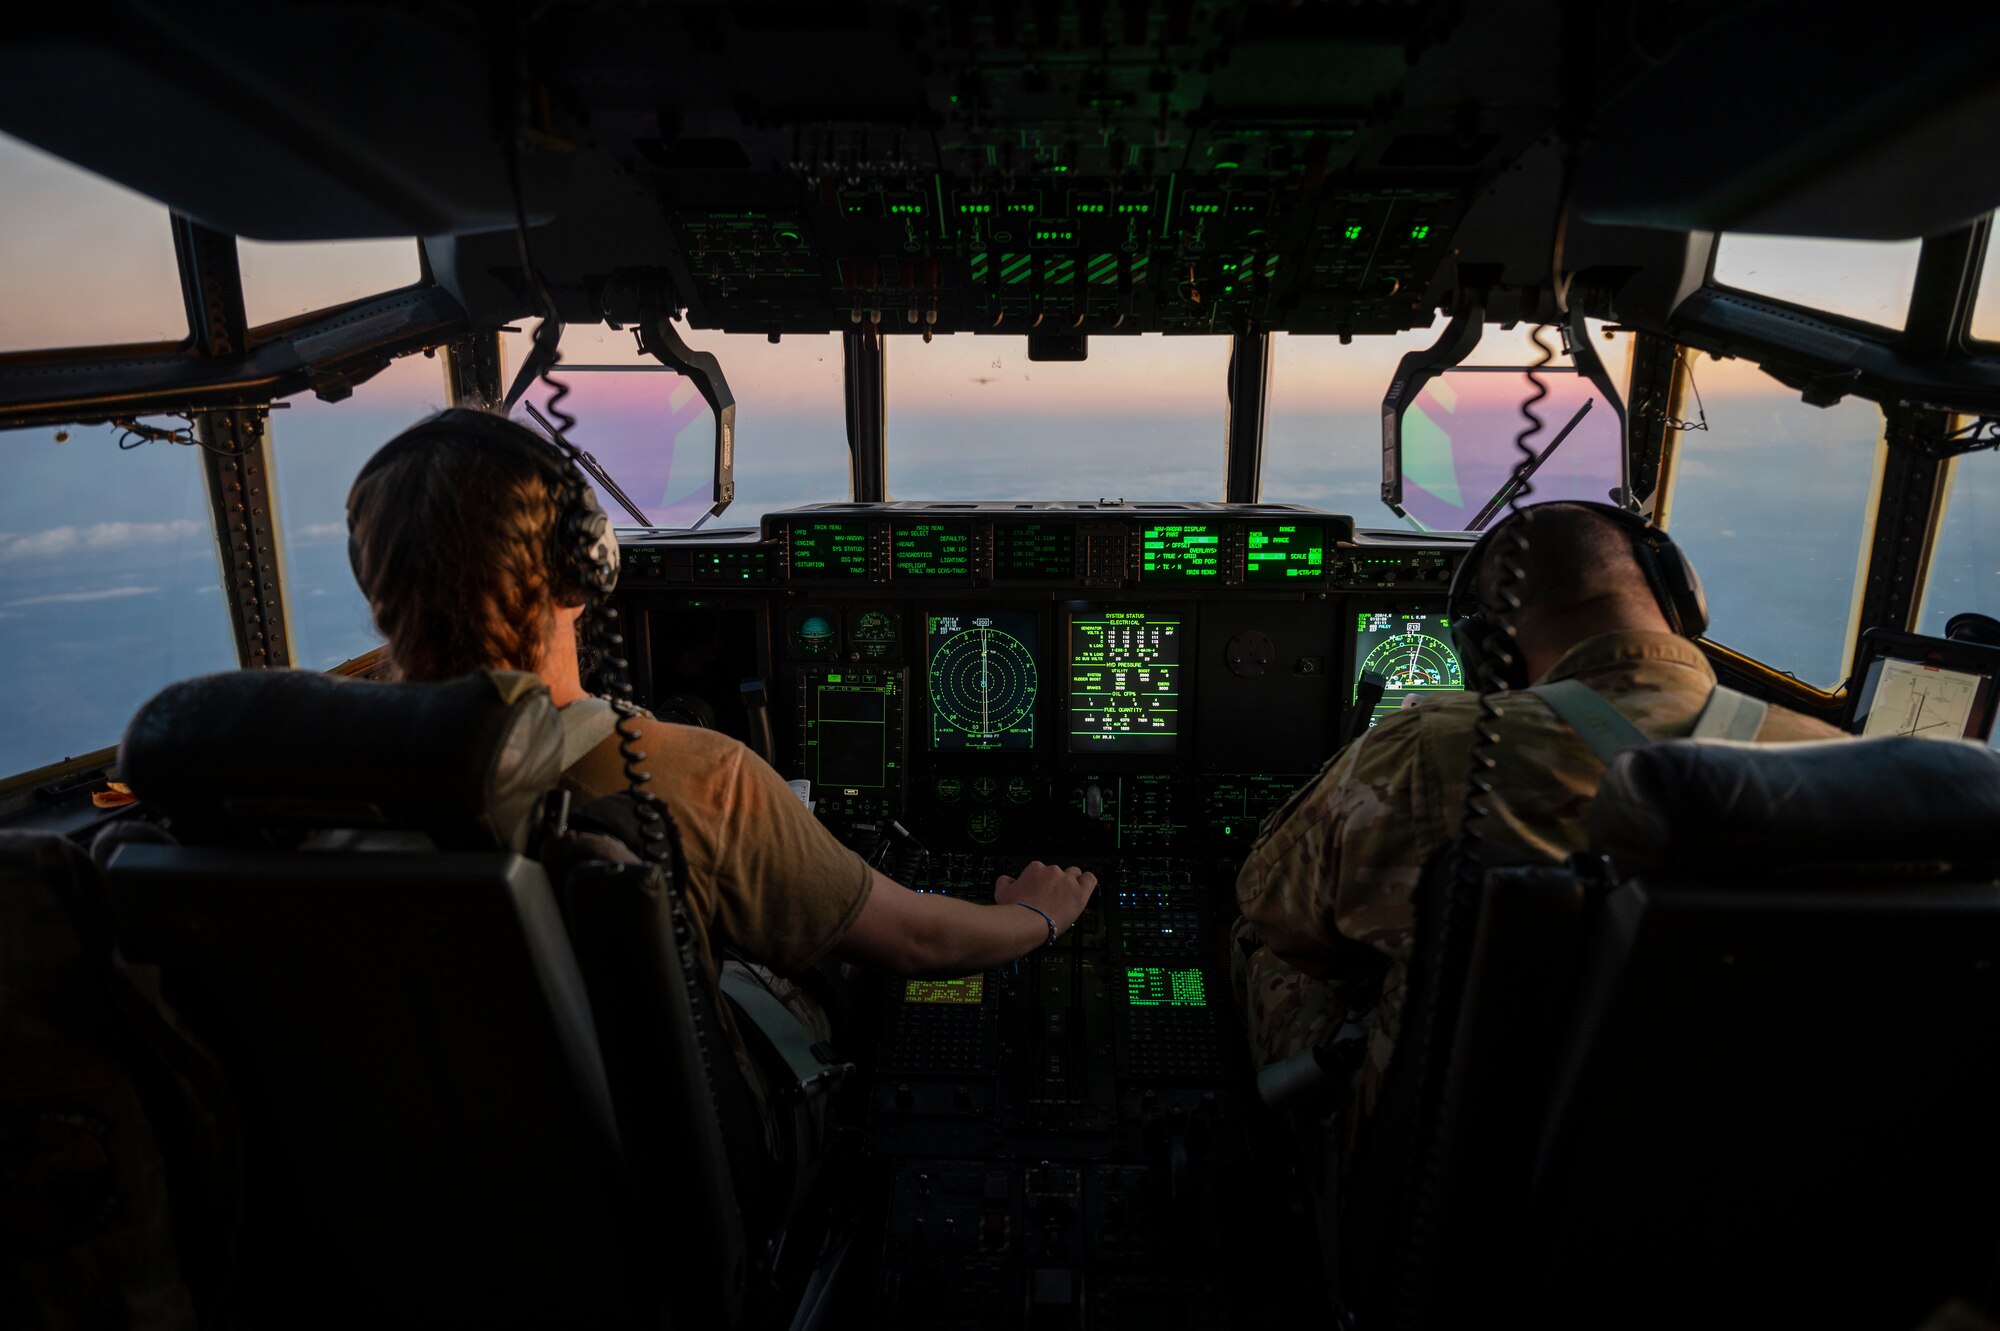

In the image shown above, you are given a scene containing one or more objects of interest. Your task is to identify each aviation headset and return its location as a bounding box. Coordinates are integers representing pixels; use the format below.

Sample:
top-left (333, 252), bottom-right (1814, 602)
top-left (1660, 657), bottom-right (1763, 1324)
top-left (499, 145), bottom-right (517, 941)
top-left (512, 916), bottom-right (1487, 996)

top-left (347, 407), bottom-right (619, 604)
top-left (1445, 499), bottom-right (1708, 691)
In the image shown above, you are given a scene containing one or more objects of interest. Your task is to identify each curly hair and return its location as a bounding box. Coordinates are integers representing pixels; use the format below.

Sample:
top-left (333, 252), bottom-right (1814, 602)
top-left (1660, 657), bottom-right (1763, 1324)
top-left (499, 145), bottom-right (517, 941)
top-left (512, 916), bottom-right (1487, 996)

top-left (346, 425), bottom-right (574, 681)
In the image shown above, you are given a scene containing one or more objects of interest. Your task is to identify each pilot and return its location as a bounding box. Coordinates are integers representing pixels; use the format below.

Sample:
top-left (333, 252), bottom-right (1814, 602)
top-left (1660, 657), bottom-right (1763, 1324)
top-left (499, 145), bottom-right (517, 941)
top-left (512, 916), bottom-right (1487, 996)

top-left (345, 408), bottom-right (1095, 1091)
top-left (1231, 500), bottom-right (1844, 1121)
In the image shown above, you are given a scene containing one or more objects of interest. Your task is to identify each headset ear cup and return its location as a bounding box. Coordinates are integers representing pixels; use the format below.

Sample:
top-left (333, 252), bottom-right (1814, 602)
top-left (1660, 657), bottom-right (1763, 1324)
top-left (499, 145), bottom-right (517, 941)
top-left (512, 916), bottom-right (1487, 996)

top-left (1664, 543), bottom-right (1707, 638)
top-left (574, 489), bottom-right (618, 595)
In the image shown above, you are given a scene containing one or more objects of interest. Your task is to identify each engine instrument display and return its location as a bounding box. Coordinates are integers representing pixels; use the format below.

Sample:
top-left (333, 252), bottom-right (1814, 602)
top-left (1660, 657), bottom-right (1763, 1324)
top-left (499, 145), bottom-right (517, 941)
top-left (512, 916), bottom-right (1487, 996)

top-left (790, 520), bottom-right (870, 578)
top-left (1141, 524), bottom-right (1222, 580)
top-left (1354, 611), bottom-right (1465, 727)
top-left (893, 522), bottom-right (973, 579)
top-left (1068, 607), bottom-right (1182, 755)
top-left (1245, 524), bottom-right (1326, 582)
top-left (993, 523), bottom-right (1076, 580)
top-left (927, 610), bottom-right (1040, 751)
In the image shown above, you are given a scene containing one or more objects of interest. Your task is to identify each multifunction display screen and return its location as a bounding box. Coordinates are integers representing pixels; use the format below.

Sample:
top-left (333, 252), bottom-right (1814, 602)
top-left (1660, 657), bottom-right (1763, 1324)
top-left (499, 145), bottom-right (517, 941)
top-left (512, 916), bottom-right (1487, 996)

top-left (904, 977), bottom-right (985, 1005)
top-left (1125, 966), bottom-right (1208, 1008)
top-left (1141, 524), bottom-right (1222, 580)
top-left (1353, 610), bottom-right (1466, 728)
top-left (790, 521), bottom-right (870, 578)
top-left (993, 523), bottom-right (1076, 580)
top-left (1068, 607), bottom-right (1181, 755)
top-left (892, 521), bottom-right (973, 579)
top-left (802, 674), bottom-right (900, 789)
top-left (1245, 524), bottom-right (1325, 582)
top-left (927, 610), bottom-right (1040, 751)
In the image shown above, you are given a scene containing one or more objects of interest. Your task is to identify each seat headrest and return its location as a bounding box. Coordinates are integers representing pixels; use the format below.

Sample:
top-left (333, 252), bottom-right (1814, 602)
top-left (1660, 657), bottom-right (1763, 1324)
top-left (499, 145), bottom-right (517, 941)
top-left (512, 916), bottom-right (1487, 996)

top-left (120, 670), bottom-right (565, 851)
top-left (1593, 737), bottom-right (2000, 877)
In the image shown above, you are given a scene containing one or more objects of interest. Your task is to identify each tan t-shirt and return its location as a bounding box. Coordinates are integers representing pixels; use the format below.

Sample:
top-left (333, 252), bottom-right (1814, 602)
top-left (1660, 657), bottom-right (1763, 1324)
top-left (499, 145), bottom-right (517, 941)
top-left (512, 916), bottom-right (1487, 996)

top-left (562, 716), bottom-right (874, 980)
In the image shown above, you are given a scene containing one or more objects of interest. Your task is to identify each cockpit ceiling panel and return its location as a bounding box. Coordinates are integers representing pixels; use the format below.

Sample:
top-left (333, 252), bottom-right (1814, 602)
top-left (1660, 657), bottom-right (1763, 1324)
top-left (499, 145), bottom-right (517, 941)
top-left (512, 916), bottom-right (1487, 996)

top-left (2, 1), bottom-right (1997, 336)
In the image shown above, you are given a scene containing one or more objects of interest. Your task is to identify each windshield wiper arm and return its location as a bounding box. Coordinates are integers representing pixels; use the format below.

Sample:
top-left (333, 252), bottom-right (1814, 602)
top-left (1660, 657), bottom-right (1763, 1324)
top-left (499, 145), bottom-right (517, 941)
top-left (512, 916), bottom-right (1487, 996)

top-left (521, 400), bottom-right (655, 527)
top-left (1465, 396), bottom-right (1596, 532)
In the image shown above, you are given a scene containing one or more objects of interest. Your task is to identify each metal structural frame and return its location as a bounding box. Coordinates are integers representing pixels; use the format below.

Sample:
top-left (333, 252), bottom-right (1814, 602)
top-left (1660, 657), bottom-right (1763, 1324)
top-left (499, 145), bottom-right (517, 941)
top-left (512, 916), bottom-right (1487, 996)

top-left (1842, 222), bottom-right (1991, 681)
top-left (844, 324), bottom-right (888, 503)
top-left (1223, 332), bottom-right (1270, 503)
top-left (1622, 330), bottom-right (1685, 519)
top-left (173, 215), bottom-right (292, 669)
top-left (443, 330), bottom-right (506, 407)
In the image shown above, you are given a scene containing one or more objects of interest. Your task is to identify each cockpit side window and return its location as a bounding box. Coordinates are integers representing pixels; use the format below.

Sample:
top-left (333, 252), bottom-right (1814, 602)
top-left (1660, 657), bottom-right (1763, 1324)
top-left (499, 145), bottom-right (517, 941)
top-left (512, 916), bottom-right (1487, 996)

top-left (1921, 450), bottom-right (2000, 642)
top-left (269, 354), bottom-right (447, 670)
top-left (0, 132), bottom-right (188, 352)
top-left (886, 333), bottom-right (1230, 502)
top-left (1711, 233), bottom-right (1923, 331)
top-left (0, 424), bottom-right (237, 778)
top-left (237, 236), bottom-right (422, 327)
top-left (1973, 222), bottom-right (2000, 343)
top-left (1660, 357), bottom-right (1884, 686)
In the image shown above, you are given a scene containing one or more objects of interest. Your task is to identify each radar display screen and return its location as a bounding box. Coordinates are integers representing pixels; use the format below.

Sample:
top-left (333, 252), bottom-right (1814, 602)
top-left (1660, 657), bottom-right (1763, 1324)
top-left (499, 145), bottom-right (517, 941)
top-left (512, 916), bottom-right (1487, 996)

top-left (904, 977), bottom-right (985, 1005)
top-left (994, 523), bottom-right (1076, 580)
top-left (1354, 611), bottom-right (1465, 728)
top-left (802, 674), bottom-right (899, 788)
top-left (927, 611), bottom-right (1040, 750)
top-left (1245, 524), bottom-right (1326, 582)
top-left (1141, 524), bottom-right (1222, 580)
top-left (790, 520), bottom-right (870, 578)
top-left (1068, 608), bottom-right (1181, 754)
top-left (893, 522), bottom-right (973, 579)
top-left (1125, 966), bottom-right (1208, 1008)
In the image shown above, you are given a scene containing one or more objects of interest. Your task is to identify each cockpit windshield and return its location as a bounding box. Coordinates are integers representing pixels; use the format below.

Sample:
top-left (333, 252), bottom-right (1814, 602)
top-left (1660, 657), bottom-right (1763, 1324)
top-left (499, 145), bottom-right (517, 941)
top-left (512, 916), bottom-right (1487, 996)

top-left (886, 334), bottom-right (1230, 502)
top-left (501, 324), bottom-right (846, 530)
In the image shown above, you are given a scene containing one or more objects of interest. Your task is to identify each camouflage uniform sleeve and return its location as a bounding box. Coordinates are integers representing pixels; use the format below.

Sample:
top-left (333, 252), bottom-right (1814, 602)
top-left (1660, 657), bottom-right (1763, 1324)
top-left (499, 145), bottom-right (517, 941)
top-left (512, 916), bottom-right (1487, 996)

top-left (1237, 706), bottom-right (1439, 979)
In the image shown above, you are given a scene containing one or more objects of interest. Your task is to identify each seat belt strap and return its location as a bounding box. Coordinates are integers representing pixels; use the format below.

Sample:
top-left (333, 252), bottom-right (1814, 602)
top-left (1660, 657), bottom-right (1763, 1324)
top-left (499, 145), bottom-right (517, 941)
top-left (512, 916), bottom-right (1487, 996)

top-left (1690, 684), bottom-right (1768, 741)
top-left (558, 698), bottom-right (621, 769)
top-left (718, 969), bottom-right (850, 1101)
top-left (1527, 678), bottom-right (1653, 764)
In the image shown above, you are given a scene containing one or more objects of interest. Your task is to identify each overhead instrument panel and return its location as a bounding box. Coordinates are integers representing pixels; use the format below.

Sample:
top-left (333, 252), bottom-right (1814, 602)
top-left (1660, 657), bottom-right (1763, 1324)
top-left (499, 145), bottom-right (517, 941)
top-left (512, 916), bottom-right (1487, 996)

top-left (926, 610), bottom-right (1041, 751)
top-left (1353, 610), bottom-right (1465, 726)
top-left (1068, 607), bottom-right (1183, 755)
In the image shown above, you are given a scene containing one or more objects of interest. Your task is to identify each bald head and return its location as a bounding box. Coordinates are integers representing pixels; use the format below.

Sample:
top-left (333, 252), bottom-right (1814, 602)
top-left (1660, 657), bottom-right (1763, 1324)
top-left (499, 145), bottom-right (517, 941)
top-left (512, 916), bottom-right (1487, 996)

top-left (1475, 503), bottom-right (1673, 680)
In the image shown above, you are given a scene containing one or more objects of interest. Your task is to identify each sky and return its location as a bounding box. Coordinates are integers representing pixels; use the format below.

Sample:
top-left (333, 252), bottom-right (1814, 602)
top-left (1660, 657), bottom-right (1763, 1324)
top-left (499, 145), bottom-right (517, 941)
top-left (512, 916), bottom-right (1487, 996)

top-left (3, 129), bottom-right (1997, 776)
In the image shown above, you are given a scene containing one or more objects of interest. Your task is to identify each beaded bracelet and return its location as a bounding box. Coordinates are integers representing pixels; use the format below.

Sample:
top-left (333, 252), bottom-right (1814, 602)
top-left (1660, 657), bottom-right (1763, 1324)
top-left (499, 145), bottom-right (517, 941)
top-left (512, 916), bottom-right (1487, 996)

top-left (1014, 901), bottom-right (1059, 948)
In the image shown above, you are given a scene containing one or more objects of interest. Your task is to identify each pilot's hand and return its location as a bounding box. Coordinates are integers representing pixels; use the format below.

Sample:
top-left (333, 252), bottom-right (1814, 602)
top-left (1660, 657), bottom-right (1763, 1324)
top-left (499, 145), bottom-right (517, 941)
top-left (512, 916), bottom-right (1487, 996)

top-left (994, 860), bottom-right (1099, 936)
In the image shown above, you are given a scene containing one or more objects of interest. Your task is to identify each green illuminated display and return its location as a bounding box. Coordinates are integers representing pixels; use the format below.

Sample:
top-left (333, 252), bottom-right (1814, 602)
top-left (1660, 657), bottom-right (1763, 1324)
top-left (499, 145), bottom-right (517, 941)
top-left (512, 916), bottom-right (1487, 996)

top-left (790, 521), bottom-right (869, 578)
top-left (1126, 967), bottom-right (1208, 1008)
top-left (1141, 524), bottom-right (1222, 580)
top-left (1069, 609), bottom-right (1180, 755)
top-left (1344, 223), bottom-right (1363, 240)
top-left (905, 977), bottom-right (985, 1005)
top-left (1245, 524), bottom-right (1326, 582)
top-left (928, 611), bottom-right (1039, 751)
top-left (892, 522), bottom-right (972, 578)
top-left (994, 523), bottom-right (1075, 580)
